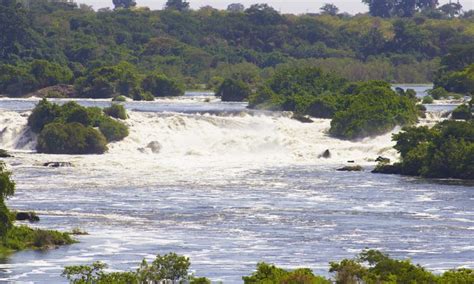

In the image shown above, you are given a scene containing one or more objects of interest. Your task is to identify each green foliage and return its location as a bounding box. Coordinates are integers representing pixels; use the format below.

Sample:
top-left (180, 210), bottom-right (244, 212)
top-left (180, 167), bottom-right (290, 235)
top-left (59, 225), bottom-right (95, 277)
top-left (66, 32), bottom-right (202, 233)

top-left (98, 117), bottom-right (129, 142)
top-left (37, 122), bottom-right (108, 154)
top-left (63, 252), bottom-right (209, 284)
top-left (112, 95), bottom-right (127, 102)
top-left (215, 78), bottom-right (251, 102)
top-left (103, 104), bottom-right (127, 120)
top-left (243, 262), bottom-right (331, 284)
top-left (391, 120), bottom-right (474, 179)
top-left (428, 87), bottom-right (449, 100)
top-left (422, 95), bottom-right (434, 104)
top-left (141, 73), bottom-right (184, 97)
top-left (452, 104), bottom-right (473, 120)
top-left (329, 81), bottom-right (418, 139)
top-left (0, 162), bottom-right (15, 239)
top-left (28, 100), bottom-right (129, 154)
top-left (76, 62), bottom-right (141, 98)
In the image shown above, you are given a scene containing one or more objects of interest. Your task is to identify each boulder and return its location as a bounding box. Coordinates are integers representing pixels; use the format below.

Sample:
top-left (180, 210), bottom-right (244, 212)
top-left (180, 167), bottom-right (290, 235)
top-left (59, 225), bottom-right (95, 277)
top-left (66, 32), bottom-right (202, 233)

top-left (375, 156), bottom-right (391, 164)
top-left (43, 162), bottom-right (73, 168)
top-left (318, 149), bottom-right (331, 159)
top-left (337, 165), bottom-right (363, 172)
top-left (15, 211), bottom-right (40, 222)
top-left (0, 149), bottom-right (12, 158)
top-left (372, 163), bottom-right (402, 175)
top-left (146, 141), bottom-right (162, 154)
top-left (292, 114), bottom-right (313, 123)
top-left (347, 160), bottom-right (355, 163)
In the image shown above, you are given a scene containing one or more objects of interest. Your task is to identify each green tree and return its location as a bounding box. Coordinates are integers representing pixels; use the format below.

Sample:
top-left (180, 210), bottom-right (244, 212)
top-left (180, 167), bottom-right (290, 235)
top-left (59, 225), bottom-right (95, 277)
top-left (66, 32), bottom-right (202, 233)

top-left (165, 0), bottom-right (190, 11)
top-left (112, 0), bottom-right (136, 9)
top-left (320, 3), bottom-right (339, 16)
top-left (0, 162), bottom-right (15, 239)
top-left (215, 78), bottom-right (251, 102)
top-left (141, 73), bottom-right (184, 97)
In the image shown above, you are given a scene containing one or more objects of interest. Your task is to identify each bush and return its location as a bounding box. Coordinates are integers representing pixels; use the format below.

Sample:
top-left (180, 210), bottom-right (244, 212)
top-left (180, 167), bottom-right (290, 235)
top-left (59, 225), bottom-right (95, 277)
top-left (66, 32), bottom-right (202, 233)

top-left (112, 95), bottom-right (127, 102)
top-left (390, 121), bottom-right (474, 179)
top-left (215, 78), bottom-right (251, 102)
top-left (37, 123), bottom-right (108, 154)
top-left (428, 87), bottom-right (448, 100)
top-left (98, 117), bottom-right (129, 142)
top-left (141, 73), bottom-right (184, 97)
top-left (243, 262), bottom-right (330, 284)
top-left (104, 104), bottom-right (127, 120)
top-left (133, 91), bottom-right (155, 101)
top-left (422, 95), bottom-right (434, 104)
top-left (27, 99), bottom-right (61, 133)
top-left (452, 104), bottom-right (472, 120)
top-left (329, 81), bottom-right (418, 139)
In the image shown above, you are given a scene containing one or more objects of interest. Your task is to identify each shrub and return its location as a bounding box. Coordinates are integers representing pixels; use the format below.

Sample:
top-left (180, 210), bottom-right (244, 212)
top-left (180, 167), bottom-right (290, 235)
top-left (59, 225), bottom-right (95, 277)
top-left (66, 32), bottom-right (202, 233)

top-left (104, 104), bottom-right (127, 120)
top-left (215, 78), bottom-right (251, 102)
top-left (133, 91), bottom-right (155, 101)
top-left (112, 95), bottom-right (127, 102)
top-left (98, 117), bottom-right (129, 142)
top-left (330, 81), bottom-right (418, 139)
top-left (428, 87), bottom-right (448, 100)
top-left (141, 73), bottom-right (184, 97)
top-left (243, 262), bottom-right (330, 284)
top-left (452, 104), bottom-right (472, 120)
top-left (27, 99), bottom-right (61, 133)
top-left (37, 123), bottom-right (108, 154)
top-left (422, 95), bottom-right (434, 104)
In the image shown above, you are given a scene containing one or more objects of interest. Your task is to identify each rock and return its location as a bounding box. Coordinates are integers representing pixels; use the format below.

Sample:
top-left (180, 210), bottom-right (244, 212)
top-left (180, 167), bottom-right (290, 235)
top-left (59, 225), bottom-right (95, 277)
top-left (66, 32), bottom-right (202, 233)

top-left (26, 84), bottom-right (77, 98)
top-left (146, 141), bottom-right (162, 154)
top-left (318, 149), bottom-right (331, 159)
top-left (0, 149), bottom-right (12, 158)
top-left (15, 212), bottom-right (40, 222)
top-left (375, 156), bottom-right (391, 164)
top-left (372, 163), bottom-right (402, 175)
top-left (347, 160), bottom-right (355, 163)
top-left (43, 162), bottom-right (73, 168)
top-left (337, 165), bottom-right (363, 172)
top-left (292, 114), bottom-right (313, 123)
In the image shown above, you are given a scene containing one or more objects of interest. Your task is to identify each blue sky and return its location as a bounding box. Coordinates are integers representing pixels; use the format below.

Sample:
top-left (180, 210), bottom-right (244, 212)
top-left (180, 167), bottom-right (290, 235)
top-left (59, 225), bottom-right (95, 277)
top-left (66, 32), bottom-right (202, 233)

top-left (78, 0), bottom-right (474, 14)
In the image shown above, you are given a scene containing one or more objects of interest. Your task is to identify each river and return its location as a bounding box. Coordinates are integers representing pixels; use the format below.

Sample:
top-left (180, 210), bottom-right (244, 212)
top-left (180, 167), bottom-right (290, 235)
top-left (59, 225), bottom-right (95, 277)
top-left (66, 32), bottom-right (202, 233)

top-left (0, 89), bottom-right (472, 283)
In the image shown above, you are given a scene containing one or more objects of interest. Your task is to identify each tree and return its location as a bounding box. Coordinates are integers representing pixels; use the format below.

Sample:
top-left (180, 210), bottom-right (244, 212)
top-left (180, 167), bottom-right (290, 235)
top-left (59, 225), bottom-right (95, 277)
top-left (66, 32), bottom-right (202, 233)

top-left (0, 0), bottom-right (30, 60)
top-left (439, 2), bottom-right (463, 18)
top-left (362, 0), bottom-right (396, 18)
top-left (165, 0), bottom-right (189, 11)
top-left (320, 3), bottom-right (339, 16)
top-left (0, 162), bottom-right (15, 238)
top-left (141, 73), bottom-right (184, 97)
top-left (215, 79), bottom-right (251, 102)
top-left (112, 0), bottom-right (136, 9)
top-left (227, 3), bottom-right (244, 13)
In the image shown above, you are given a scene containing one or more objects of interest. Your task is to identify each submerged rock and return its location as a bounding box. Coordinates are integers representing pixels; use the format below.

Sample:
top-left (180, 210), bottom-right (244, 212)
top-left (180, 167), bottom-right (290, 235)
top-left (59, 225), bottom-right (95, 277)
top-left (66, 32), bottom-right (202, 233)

top-left (16, 212), bottom-right (40, 222)
top-left (292, 114), bottom-right (313, 123)
top-left (43, 162), bottom-right (73, 168)
top-left (372, 163), bottom-right (402, 175)
top-left (375, 156), bottom-right (391, 164)
top-left (337, 165), bottom-right (363, 172)
top-left (318, 149), bottom-right (331, 159)
top-left (146, 141), bottom-right (162, 154)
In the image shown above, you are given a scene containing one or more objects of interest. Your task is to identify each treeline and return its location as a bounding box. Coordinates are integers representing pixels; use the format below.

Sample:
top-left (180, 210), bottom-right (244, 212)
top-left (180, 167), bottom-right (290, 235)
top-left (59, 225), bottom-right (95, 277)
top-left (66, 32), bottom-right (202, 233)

top-left (1, 0), bottom-right (474, 97)
top-left (62, 250), bottom-right (474, 283)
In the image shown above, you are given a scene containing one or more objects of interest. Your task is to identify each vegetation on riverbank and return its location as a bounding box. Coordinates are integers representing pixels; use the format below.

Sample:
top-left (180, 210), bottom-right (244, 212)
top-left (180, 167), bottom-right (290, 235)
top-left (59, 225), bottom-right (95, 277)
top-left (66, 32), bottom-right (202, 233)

top-left (28, 99), bottom-right (129, 154)
top-left (1, 0), bottom-right (474, 97)
top-left (63, 250), bottom-right (473, 283)
top-left (0, 162), bottom-right (74, 254)
top-left (374, 119), bottom-right (474, 179)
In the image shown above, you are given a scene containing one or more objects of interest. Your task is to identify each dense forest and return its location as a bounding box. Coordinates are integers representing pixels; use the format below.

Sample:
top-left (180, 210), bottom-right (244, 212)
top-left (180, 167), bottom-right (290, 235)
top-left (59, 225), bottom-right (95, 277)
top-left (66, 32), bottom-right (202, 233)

top-left (1, 0), bottom-right (474, 97)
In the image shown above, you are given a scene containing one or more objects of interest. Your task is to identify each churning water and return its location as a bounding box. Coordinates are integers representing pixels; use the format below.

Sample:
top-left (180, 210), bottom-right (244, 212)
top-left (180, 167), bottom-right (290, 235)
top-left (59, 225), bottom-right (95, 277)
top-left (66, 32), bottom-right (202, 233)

top-left (0, 91), bottom-right (472, 283)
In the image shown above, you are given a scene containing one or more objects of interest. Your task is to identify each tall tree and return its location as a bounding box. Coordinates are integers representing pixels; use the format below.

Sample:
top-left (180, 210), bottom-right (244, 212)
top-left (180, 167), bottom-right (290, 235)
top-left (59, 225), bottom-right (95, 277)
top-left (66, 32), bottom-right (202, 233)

top-left (439, 2), bottom-right (463, 18)
top-left (165, 0), bottom-right (190, 11)
top-left (112, 0), bottom-right (136, 9)
top-left (0, 0), bottom-right (30, 60)
top-left (227, 3), bottom-right (244, 13)
top-left (320, 3), bottom-right (339, 16)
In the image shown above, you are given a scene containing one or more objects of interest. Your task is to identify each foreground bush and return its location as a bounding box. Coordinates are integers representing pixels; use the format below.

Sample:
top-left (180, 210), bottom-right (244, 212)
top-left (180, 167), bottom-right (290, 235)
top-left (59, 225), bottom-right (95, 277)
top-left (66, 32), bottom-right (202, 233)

top-left (375, 120), bottom-right (474, 179)
top-left (63, 253), bottom-right (210, 284)
top-left (452, 104), bottom-right (472, 120)
top-left (28, 99), bottom-right (129, 154)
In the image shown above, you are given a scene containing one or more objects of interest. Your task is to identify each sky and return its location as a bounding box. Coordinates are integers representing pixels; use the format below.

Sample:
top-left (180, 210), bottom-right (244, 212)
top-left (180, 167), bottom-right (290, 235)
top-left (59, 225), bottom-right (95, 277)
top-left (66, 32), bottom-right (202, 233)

top-left (77, 0), bottom-right (474, 14)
